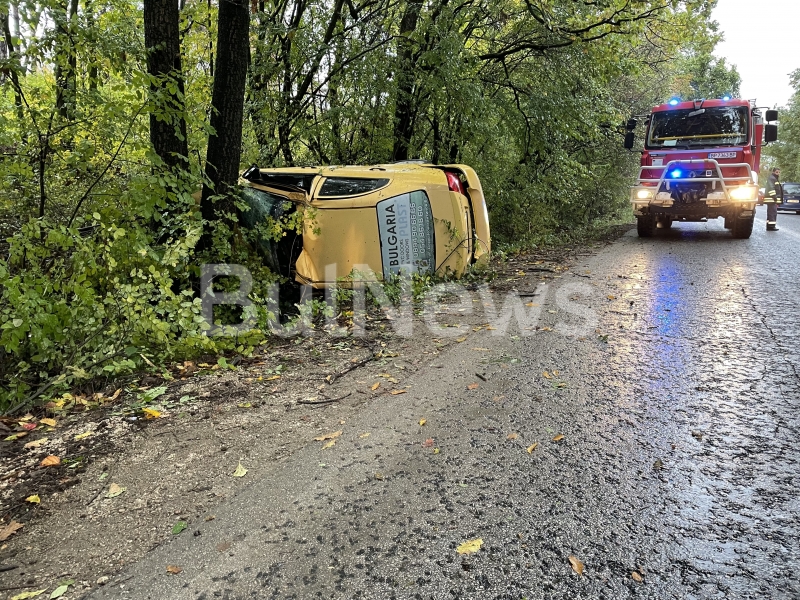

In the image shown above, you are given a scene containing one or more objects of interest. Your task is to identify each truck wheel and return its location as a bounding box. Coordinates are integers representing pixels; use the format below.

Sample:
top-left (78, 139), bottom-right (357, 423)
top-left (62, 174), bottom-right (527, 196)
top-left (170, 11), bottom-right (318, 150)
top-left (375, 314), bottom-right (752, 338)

top-left (662, 218), bottom-right (673, 229)
top-left (732, 214), bottom-right (754, 239)
top-left (724, 216), bottom-right (732, 229)
top-left (637, 215), bottom-right (655, 237)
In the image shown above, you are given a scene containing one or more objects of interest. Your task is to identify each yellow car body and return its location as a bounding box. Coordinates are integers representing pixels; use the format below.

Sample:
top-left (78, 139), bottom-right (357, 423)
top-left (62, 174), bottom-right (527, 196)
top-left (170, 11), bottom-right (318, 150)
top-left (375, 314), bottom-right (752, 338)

top-left (240, 163), bottom-right (490, 289)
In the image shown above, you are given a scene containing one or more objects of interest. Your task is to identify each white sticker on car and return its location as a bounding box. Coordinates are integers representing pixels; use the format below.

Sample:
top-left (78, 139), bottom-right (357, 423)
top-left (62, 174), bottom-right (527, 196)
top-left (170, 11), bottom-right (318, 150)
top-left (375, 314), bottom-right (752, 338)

top-left (376, 191), bottom-right (435, 277)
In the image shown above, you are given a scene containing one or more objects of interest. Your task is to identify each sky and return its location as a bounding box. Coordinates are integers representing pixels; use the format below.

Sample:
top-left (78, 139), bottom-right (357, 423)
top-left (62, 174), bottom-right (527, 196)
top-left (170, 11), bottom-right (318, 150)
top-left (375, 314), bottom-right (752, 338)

top-left (712, 0), bottom-right (799, 108)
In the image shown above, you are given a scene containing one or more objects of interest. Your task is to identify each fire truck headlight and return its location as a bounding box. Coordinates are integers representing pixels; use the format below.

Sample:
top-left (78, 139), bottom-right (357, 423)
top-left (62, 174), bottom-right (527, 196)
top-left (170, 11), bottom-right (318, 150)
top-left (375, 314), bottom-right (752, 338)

top-left (635, 189), bottom-right (655, 200)
top-left (730, 186), bottom-right (757, 201)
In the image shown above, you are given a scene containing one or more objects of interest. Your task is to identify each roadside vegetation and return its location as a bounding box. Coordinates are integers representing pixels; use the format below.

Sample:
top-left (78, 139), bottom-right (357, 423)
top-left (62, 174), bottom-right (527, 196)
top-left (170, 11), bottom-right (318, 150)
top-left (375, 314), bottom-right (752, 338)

top-left (0, 0), bottom-right (741, 412)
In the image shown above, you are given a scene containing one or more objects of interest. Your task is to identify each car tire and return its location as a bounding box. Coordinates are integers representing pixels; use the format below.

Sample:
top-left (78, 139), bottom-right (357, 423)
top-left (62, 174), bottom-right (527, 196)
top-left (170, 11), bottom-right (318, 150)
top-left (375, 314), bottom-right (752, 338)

top-left (637, 215), bottom-right (655, 237)
top-left (732, 214), bottom-right (754, 239)
top-left (796, 211), bottom-right (800, 215)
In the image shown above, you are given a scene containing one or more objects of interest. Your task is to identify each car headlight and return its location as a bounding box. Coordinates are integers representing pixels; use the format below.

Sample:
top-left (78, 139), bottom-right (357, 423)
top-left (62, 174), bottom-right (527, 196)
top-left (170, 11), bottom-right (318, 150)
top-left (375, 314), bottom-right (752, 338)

top-left (730, 186), bottom-right (757, 201)
top-left (635, 188), bottom-right (655, 200)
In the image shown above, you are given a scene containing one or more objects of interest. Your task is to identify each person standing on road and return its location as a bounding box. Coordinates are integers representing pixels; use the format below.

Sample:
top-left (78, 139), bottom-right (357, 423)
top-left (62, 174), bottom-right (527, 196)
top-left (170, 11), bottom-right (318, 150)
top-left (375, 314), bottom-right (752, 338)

top-left (765, 167), bottom-right (782, 231)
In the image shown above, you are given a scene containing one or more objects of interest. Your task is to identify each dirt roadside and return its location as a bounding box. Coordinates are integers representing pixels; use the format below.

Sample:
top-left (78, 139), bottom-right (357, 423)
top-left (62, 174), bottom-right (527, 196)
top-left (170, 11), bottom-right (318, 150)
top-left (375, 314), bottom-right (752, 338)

top-left (0, 229), bottom-right (627, 599)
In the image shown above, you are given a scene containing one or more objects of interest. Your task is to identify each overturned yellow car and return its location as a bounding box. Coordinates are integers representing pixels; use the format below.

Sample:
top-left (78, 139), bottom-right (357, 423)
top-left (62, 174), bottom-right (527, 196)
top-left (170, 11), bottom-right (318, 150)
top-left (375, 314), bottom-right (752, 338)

top-left (240, 162), bottom-right (491, 288)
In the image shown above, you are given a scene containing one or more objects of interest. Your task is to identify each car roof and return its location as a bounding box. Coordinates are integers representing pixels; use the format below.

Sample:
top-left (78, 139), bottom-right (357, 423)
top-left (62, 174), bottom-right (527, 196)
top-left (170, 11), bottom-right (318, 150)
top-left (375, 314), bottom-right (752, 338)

top-left (253, 163), bottom-right (445, 178)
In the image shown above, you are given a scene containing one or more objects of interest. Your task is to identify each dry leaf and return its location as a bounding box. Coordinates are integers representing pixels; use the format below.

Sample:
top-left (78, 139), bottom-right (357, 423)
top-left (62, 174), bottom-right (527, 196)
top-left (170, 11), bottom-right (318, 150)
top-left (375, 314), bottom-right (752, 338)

top-left (232, 463), bottom-right (248, 477)
top-left (322, 439), bottom-right (337, 449)
top-left (422, 438), bottom-right (434, 448)
top-left (143, 407), bottom-right (161, 419)
top-left (166, 565), bottom-right (182, 574)
top-left (265, 375), bottom-right (281, 381)
top-left (472, 347), bottom-right (489, 351)
top-left (552, 434), bottom-right (565, 442)
top-left (25, 494), bottom-right (40, 504)
top-left (374, 472), bottom-right (384, 480)
top-left (542, 371), bottom-right (552, 379)
top-left (109, 388), bottom-right (122, 401)
top-left (507, 433), bottom-right (518, 440)
top-left (525, 302), bottom-right (539, 307)
top-left (455, 337), bottom-right (467, 343)
top-left (526, 442), bottom-right (538, 454)
top-left (569, 555), bottom-right (584, 575)
top-left (40, 455), bottom-right (60, 467)
top-left (74, 431), bottom-right (92, 441)
top-left (433, 447), bottom-right (440, 454)
top-left (24, 437), bottom-right (48, 449)
top-left (607, 295), bottom-right (616, 300)
top-left (0, 520), bottom-right (24, 541)
top-left (390, 389), bottom-right (407, 395)
top-left (419, 419), bottom-right (427, 426)
top-left (378, 373), bottom-right (392, 378)
top-left (106, 483), bottom-right (126, 498)
top-left (467, 383), bottom-right (479, 390)
top-left (5, 432), bottom-right (28, 441)
top-left (359, 433), bottom-right (371, 438)
top-left (39, 418), bottom-right (57, 427)
top-left (9, 589), bottom-right (46, 599)
top-left (370, 382), bottom-right (380, 391)
top-left (314, 431), bottom-right (342, 441)
top-left (632, 571), bottom-right (643, 582)
top-left (456, 538), bottom-right (483, 554)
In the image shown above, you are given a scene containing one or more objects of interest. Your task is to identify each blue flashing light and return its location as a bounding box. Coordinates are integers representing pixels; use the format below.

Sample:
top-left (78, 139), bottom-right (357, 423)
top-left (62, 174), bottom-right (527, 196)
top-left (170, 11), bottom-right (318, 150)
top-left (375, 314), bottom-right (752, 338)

top-left (722, 95), bottom-right (731, 101)
top-left (668, 98), bottom-right (680, 106)
top-left (670, 169), bottom-right (683, 178)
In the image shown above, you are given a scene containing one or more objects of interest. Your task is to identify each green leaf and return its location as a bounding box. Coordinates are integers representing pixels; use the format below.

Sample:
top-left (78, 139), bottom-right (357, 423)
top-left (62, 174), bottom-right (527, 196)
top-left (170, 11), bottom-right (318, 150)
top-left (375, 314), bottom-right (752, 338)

top-left (172, 521), bottom-right (187, 535)
top-left (49, 580), bottom-right (74, 599)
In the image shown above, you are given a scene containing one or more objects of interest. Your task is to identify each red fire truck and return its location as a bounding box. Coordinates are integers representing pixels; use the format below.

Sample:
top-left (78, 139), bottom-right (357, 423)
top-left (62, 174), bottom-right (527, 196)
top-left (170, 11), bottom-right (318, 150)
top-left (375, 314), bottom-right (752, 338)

top-left (625, 98), bottom-right (778, 238)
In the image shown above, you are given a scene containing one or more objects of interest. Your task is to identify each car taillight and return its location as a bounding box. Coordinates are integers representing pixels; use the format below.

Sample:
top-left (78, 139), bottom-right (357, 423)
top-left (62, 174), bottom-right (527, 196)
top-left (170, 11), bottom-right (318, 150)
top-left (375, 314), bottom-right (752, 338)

top-left (446, 171), bottom-right (465, 195)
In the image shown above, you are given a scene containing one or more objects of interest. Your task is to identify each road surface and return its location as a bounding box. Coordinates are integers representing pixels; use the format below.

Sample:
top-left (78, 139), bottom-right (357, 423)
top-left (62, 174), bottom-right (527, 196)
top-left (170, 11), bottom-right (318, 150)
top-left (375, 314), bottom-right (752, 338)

top-left (86, 206), bottom-right (800, 599)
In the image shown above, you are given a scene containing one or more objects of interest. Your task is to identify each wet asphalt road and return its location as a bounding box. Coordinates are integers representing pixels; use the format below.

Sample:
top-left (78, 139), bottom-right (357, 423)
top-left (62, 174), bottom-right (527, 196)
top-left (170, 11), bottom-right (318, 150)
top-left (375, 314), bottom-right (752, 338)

top-left (86, 206), bottom-right (800, 599)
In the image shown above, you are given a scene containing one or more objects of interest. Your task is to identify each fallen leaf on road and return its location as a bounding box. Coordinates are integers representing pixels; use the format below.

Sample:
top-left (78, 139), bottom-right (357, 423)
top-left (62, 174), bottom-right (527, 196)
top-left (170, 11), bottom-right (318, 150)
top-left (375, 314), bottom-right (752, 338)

top-left (390, 390), bottom-right (406, 395)
top-left (49, 580), bottom-right (74, 598)
top-left (370, 382), bottom-right (380, 390)
top-left (217, 541), bottom-right (231, 552)
top-left (25, 494), bottom-right (40, 504)
top-left (375, 472), bottom-right (384, 480)
top-left (166, 565), bottom-right (182, 574)
top-left (39, 418), bottom-right (57, 427)
top-left (607, 295), bottom-right (616, 300)
top-left (237, 402), bottom-right (252, 408)
top-left (0, 520), bottom-right (24, 541)
top-left (419, 419), bottom-right (426, 426)
top-left (5, 432), bottom-right (28, 441)
top-left (472, 347), bottom-right (489, 351)
top-left (233, 463), bottom-right (248, 477)
top-left (467, 383), bottom-right (479, 390)
top-left (569, 555), bottom-right (584, 575)
top-left (24, 437), bottom-right (48, 449)
top-left (433, 447), bottom-right (440, 454)
top-left (552, 434), bottom-right (564, 442)
top-left (632, 571), bottom-right (643, 582)
top-left (106, 483), bottom-right (126, 498)
top-left (265, 375), bottom-right (281, 381)
top-left (652, 459), bottom-right (664, 470)
top-left (456, 538), bottom-right (483, 554)
top-left (143, 407), bottom-right (161, 419)
top-left (691, 430), bottom-right (703, 440)
top-left (456, 337), bottom-right (467, 343)
top-left (359, 432), bottom-right (371, 438)
top-left (172, 521), bottom-right (187, 535)
top-left (9, 589), bottom-right (46, 600)
top-left (526, 442), bottom-right (538, 453)
top-left (525, 302), bottom-right (539, 307)
top-left (322, 439), bottom-right (337, 449)
top-left (40, 455), bottom-right (60, 467)
top-left (542, 371), bottom-right (552, 379)
top-left (552, 370), bottom-right (559, 376)
top-left (422, 438), bottom-right (434, 448)
top-left (21, 422), bottom-right (37, 431)
top-left (507, 433), bottom-right (518, 440)
top-left (314, 431), bottom-right (342, 441)
top-left (74, 431), bottom-right (92, 441)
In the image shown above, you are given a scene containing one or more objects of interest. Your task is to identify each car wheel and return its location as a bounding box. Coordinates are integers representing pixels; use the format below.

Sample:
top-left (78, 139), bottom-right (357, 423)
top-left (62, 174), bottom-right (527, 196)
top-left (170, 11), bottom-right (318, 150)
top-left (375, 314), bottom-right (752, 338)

top-left (732, 214), bottom-right (754, 239)
top-left (637, 215), bottom-right (655, 237)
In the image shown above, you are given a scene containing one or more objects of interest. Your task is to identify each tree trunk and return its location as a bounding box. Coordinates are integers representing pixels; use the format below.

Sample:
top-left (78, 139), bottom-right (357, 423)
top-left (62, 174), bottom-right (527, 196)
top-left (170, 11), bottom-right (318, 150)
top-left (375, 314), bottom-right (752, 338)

top-left (54, 0), bottom-right (79, 120)
top-left (143, 0), bottom-right (188, 169)
top-left (391, 0), bottom-right (422, 162)
top-left (200, 0), bottom-right (250, 232)
top-left (1, 10), bottom-right (24, 121)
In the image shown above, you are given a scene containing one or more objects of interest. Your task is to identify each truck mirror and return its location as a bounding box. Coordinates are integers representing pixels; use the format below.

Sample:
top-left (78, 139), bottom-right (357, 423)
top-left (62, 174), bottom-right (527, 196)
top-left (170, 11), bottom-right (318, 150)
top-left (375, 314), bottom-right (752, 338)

top-left (765, 109), bottom-right (779, 122)
top-left (626, 119), bottom-right (637, 131)
top-left (624, 132), bottom-right (635, 149)
top-left (764, 124), bottom-right (778, 143)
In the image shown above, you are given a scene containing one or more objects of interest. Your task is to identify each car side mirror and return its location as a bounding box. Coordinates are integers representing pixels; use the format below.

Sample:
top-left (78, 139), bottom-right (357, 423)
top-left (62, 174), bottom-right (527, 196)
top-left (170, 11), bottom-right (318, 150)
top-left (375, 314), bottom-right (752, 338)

top-left (765, 109), bottom-right (779, 122)
top-left (764, 124), bottom-right (778, 143)
top-left (624, 132), bottom-right (635, 150)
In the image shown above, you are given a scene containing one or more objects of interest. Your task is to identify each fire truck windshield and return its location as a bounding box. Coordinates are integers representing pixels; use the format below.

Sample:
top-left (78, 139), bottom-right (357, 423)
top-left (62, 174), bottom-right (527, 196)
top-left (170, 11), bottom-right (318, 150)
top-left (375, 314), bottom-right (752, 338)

top-left (647, 106), bottom-right (749, 149)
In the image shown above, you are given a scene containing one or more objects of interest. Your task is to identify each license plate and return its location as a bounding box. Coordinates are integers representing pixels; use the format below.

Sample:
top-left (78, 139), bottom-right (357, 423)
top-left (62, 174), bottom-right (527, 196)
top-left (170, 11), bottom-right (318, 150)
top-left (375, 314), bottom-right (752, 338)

top-left (709, 152), bottom-right (737, 159)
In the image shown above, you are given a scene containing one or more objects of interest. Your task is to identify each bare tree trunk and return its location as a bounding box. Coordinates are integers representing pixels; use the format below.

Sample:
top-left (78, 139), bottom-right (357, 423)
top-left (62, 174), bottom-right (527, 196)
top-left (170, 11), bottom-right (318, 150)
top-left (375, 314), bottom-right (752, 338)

top-left (391, 0), bottom-right (422, 161)
top-left (200, 0), bottom-right (250, 238)
top-left (143, 0), bottom-right (188, 169)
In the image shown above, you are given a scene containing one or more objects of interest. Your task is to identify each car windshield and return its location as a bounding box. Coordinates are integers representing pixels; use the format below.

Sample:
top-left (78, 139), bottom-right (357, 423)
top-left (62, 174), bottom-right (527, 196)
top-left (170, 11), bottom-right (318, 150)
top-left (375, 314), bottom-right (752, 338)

top-left (782, 183), bottom-right (800, 195)
top-left (647, 106), bottom-right (748, 149)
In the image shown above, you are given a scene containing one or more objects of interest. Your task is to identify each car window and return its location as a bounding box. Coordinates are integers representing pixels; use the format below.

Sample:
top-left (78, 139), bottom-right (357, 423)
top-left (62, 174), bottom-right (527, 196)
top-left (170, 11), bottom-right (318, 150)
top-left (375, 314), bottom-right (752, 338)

top-left (376, 191), bottom-right (435, 276)
top-left (782, 183), bottom-right (800, 195)
top-left (318, 177), bottom-right (390, 197)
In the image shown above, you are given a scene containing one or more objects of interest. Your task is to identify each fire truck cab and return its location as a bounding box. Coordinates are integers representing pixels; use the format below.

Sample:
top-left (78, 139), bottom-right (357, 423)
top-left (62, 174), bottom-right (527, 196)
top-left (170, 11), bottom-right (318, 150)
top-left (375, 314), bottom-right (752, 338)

top-left (625, 98), bottom-right (778, 239)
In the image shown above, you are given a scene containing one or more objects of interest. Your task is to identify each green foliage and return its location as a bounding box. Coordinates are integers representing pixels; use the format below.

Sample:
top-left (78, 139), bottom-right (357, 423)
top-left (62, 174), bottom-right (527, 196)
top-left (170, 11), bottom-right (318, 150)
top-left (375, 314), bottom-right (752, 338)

top-left (764, 69), bottom-right (800, 182)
